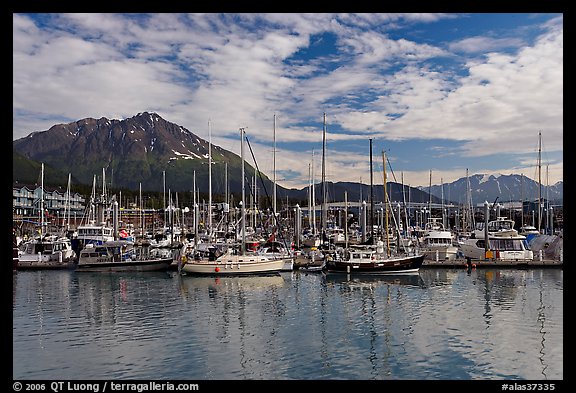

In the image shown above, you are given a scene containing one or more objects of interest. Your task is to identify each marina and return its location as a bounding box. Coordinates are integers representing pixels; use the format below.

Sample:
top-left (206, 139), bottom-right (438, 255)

top-left (11, 12), bottom-right (564, 384)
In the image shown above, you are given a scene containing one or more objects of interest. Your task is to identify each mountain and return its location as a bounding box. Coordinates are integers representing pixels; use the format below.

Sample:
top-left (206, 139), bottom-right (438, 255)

top-left (422, 173), bottom-right (563, 206)
top-left (319, 181), bottom-right (441, 204)
top-left (13, 112), bottom-right (562, 207)
top-left (13, 150), bottom-right (82, 187)
top-left (13, 112), bottom-right (265, 195)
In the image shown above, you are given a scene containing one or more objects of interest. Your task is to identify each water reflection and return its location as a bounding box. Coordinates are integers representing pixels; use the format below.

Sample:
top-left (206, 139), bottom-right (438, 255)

top-left (13, 268), bottom-right (562, 380)
top-left (13, 273), bottom-right (17, 308)
top-left (324, 272), bottom-right (424, 288)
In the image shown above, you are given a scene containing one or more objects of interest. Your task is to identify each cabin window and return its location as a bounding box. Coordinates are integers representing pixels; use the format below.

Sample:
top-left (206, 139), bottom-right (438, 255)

top-left (489, 239), bottom-right (524, 251)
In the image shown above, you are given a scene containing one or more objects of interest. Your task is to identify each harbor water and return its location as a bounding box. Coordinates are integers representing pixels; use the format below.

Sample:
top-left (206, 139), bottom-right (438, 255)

top-left (12, 267), bottom-right (563, 380)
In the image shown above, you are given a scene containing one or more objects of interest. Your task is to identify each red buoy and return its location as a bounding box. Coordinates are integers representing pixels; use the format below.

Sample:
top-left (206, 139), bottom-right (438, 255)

top-left (215, 267), bottom-right (220, 272)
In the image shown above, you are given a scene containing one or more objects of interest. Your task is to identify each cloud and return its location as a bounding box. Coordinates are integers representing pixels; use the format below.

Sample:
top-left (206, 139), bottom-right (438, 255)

top-left (13, 13), bottom-right (562, 189)
top-left (449, 36), bottom-right (526, 54)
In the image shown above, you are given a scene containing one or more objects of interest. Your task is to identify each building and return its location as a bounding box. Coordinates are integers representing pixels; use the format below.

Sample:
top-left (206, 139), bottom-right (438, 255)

top-left (13, 184), bottom-right (86, 227)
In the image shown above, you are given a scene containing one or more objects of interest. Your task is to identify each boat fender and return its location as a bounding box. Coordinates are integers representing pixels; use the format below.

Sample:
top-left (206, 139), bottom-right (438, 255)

top-left (215, 267), bottom-right (220, 272)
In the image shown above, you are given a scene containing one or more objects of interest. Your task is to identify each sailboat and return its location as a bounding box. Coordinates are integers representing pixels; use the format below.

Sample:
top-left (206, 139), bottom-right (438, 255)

top-left (17, 163), bottom-right (77, 269)
top-left (180, 127), bottom-right (285, 275)
top-left (326, 142), bottom-right (424, 275)
top-left (70, 170), bottom-right (115, 255)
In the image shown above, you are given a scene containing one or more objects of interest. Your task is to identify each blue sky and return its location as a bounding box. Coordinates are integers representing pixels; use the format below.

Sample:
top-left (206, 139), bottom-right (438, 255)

top-left (12, 13), bottom-right (563, 189)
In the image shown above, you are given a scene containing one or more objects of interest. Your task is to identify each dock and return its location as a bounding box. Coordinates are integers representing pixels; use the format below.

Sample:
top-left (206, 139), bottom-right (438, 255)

top-left (422, 258), bottom-right (562, 268)
top-left (16, 260), bottom-right (77, 270)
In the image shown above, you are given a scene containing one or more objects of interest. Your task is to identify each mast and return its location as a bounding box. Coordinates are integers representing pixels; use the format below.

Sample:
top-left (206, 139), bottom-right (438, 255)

top-left (168, 189), bottom-right (173, 244)
top-left (90, 175), bottom-right (96, 223)
top-left (546, 164), bottom-right (552, 235)
top-left (193, 170), bottom-right (198, 250)
top-left (101, 168), bottom-right (107, 224)
top-left (401, 172), bottom-right (409, 235)
top-left (344, 190), bottom-right (349, 249)
top-left (441, 177), bottom-right (445, 228)
top-left (225, 162), bottom-right (228, 228)
top-left (40, 162), bottom-right (44, 237)
top-left (208, 119), bottom-right (212, 239)
top-left (537, 131), bottom-right (542, 233)
top-left (381, 151), bottom-right (390, 257)
top-left (163, 170), bottom-right (166, 230)
top-left (240, 127), bottom-right (246, 255)
top-left (428, 169), bottom-right (432, 226)
top-left (308, 162), bottom-right (312, 230)
top-left (369, 138), bottom-right (374, 243)
top-left (521, 173), bottom-right (524, 227)
top-left (311, 150), bottom-right (316, 235)
top-left (65, 173), bottom-right (71, 232)
top-left (139, 182), bottom-right (143, 239)
top-left (321, 113), bottom-right (327, 240)
top-left (464, 168), bottom-right (474, 232)
top-left (273, 113), bottom-right (277, 217)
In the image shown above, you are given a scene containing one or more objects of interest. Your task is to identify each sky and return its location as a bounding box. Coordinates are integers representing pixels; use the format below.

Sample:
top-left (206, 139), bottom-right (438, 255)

top-left (12, 13), bottom-right (563, 190)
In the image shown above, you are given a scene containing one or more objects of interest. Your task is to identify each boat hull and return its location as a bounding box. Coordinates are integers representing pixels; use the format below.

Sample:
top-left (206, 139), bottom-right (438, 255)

top-left (181, 257), bottom-right (285, 275)
top-left (326, 254), bottom-right (424, 274)
top-left (458, 239), bottom-right (534, 261)
top-left (421, 246), bottom-right (459, 261)
top-left (76, 258), bottom-right (173, 272)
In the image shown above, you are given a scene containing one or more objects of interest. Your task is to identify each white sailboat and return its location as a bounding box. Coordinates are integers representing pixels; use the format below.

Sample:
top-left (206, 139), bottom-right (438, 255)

top-left (181, 127), bottom-right (284, 275)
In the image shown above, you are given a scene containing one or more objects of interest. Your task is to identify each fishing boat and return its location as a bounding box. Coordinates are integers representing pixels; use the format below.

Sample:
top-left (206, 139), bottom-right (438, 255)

top-left (326, 244), bottom-right (424, 274)
top-left (325, 142), bottom-right (424, 275)
top-left (71, 221), bottom-right (115, 254)
top-left (76, 240), bottom-right (173, 272)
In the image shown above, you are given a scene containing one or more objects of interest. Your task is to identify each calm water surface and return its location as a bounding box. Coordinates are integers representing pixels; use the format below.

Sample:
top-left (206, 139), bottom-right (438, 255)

top-left (12, 267), bottom-right (563, 380)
